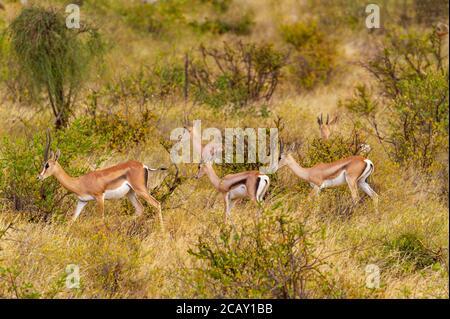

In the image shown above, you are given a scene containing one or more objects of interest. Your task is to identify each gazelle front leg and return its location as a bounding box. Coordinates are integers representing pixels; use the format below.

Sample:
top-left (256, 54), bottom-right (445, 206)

top-left (224, 192), bottom-right (235, 224)
top-left (308, 184), bottom-right (320, 201)
top-left (359, 181), bottom-right (379, 213)
top-left (71, 200), bottom-right (88, 222)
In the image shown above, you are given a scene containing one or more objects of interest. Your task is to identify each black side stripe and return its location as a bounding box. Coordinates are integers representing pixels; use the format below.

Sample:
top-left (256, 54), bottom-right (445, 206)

top-left (229, 180), bottom-right (246, 190)
top-left (144, 168), bottom-right (149, 189)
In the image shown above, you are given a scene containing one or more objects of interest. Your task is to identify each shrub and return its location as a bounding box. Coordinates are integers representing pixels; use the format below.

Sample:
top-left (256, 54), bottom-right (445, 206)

top-left (413, 0), bottom-right (449, 26)
top-left (0, 266), bottom-right (42, 298)
top-left (117, 0), bottom-right (186, 37)
top-left (301, 136), bottom-right (356, 168)
top-left (189, 41), bottom-right (288, 109)
top-left (384, 233), bottom-right (441, 271)
top-left (87, 62), bottom-right (184, 115)
top-left (91, 109), bottom-right (158, 152)
top-left (341, 30), bottom-right (449, 171)
top-left (8, 6), bottom-right (105, 129)
top-left (186, 210), bottom-right (335, 298)
top-left (189, 12), bottom-right (253, 36)
top-left (280, 21), bottom-right (338, 90)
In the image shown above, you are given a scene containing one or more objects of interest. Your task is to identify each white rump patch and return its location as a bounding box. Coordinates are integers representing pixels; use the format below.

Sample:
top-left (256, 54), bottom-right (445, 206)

top-left (256, 175), bottom-right (270, 202)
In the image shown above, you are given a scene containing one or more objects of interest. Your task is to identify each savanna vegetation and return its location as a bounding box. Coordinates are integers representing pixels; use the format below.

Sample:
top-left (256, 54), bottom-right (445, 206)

top-left (0, 0), bottom-right (448, 298)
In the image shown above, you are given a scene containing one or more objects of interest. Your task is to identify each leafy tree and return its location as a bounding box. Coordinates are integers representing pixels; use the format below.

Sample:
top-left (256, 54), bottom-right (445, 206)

top-left (8, 6), bottom-right (105, 129)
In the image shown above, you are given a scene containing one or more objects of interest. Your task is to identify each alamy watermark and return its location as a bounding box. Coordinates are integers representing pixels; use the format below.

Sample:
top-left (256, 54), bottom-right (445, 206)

top-left (365, 4), bottom-right (381, 29)
top-left (66, 264), bottom-right (80, 289)
top-left (170, 120), bottom-right (280, 174)
top-left (365, 264), bottom-right (380, 289)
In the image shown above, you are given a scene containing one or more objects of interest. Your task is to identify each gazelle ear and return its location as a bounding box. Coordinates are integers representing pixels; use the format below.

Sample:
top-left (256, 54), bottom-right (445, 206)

top-left (326, 114), bottom-right (330, 125)
top-left (49, 151), bottom-right (55, 160)
top-left (289, 143), bottom-right (296, 152)
top-left (329, 115), bottom-right (339, 125)
top-left (54, 149), bottom-right (61, 161)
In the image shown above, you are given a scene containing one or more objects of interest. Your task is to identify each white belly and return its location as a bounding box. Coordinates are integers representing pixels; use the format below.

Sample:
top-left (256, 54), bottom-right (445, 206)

top-left (320, 171), bottom-right (346, 189)
top-left (78, 194), bottom-right (95, 201)
top-left (77, 183), bottom-right (131, 201)
top-left (104, 183), bottom-right (131, 200)
top-left (229, 184), bottom-right (247, 199)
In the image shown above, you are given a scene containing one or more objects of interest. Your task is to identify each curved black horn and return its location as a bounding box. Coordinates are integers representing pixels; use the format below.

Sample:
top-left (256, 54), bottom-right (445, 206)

top-left (43, 129), bottom-right (51, 162)
top-left (279, 138), bottom-right (284, 155)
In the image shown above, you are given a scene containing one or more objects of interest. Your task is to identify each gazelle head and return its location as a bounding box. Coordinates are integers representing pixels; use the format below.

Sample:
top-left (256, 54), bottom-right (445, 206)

top-left (196, 142), bottom-right (221, 179)
top-left (358, 143), bottom-right (372, 155)
top-left (317, 113), bottom-right (338, 140)
top-left (196, 160), bottom-right (208, 179)
top-left (436, 22), bottom-right (449, 37)
top-left (277, 140), bottom-right (296, 169)
top-left (37, 130), bottom-right (61, 181)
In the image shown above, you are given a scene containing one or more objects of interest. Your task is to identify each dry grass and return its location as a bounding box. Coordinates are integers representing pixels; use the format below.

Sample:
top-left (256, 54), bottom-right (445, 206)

top-left (0, 90), bottom-right (447, 298)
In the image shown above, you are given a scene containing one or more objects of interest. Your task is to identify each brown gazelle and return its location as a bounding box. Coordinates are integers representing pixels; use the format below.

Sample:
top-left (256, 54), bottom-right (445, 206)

top-left (278, 142), bottom-right (378, 210)
top-left (317, 113), bottom-right (338, 140)
top-left (196, 145), bottom-right (270, 223)
top-left (38, 130), bottom-right (166, 228)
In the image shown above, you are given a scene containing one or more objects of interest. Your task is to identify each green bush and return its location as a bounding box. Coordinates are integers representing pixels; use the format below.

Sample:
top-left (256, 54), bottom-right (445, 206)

top-left (91, 109), bottom-right (158, 152)
top-left (190, 41), bottom-right (287, 109)
top-left (186, 210), bottom-right (335, 298)
top-left (117, 0), bottom-right (186, 37)
top-left (91, 62), bottom-right (184, 111)
top-left (280, 21), bottom-right (338, 90)
top-left (384, 233), bottom-right (441, 271)
top-left (0, 266), bottom-right (42, 298)
top-left (341, 30), bottom-right (449, 171)
top-left (190, 12), bottom-right (253, 36)
top-left (301, 136), bottom-right (355, 168)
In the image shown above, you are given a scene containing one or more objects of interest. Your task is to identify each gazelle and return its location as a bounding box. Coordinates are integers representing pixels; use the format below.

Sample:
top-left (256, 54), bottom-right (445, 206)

top-left (195, 145), bottom-right (270, 223)
top-left (317, 113), bottom-right (338, 140)
top-left (37, 130), bottom-right (166, 228)
top-left (277, 142), bottom-right (378, 210)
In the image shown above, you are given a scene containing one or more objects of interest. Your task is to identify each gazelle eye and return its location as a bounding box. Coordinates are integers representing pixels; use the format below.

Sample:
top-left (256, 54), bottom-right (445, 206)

top-left (45, 163), bottom-right (49, 169)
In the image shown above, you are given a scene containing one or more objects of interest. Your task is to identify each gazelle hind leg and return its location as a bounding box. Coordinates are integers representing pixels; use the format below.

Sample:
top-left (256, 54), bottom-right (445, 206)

top-left (127, 190), bottom-right (143, 216)
top-left (95, 195), bottom-right (108, 229)
top-left (359, 181), bottom-right (379, 213)
top-left (135, 190), bottom-right (164, 230)
top-left (345, 175), bottom-right (360, 205)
